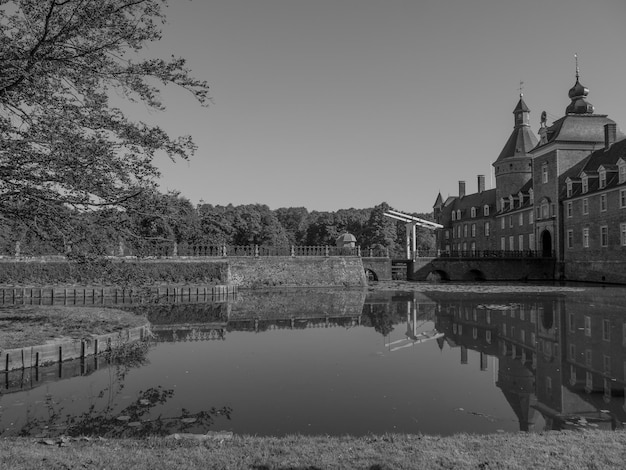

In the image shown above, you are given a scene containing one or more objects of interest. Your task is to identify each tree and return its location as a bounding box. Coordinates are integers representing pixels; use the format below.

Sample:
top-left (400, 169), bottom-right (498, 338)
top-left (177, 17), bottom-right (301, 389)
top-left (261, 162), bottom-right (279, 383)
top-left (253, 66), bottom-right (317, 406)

top-left (0, 0), bottom-right (210, 252)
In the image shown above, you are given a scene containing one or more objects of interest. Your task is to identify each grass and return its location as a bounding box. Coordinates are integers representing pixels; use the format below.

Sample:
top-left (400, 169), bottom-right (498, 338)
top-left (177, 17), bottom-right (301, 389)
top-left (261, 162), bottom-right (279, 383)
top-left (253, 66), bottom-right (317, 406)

top-left (1, 431), bottom-right (626, 469)
top-left (0, 305), bottom-right (147, 349)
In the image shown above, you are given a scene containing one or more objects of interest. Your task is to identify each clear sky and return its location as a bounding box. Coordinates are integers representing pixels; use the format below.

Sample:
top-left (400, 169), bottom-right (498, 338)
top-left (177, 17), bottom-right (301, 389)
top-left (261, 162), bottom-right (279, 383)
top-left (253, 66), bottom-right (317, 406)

top-left (132, 0), bottom-right (626, 214)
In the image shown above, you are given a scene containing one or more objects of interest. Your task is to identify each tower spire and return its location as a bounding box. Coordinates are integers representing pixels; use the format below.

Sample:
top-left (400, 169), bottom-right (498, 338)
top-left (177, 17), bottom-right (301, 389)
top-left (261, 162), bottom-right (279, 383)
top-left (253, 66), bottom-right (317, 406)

top-left (575, 53), bottom-right (579, 80)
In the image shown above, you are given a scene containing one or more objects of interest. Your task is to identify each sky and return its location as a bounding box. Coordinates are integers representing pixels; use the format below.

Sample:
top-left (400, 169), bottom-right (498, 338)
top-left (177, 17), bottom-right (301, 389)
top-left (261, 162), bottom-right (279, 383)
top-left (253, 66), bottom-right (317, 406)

top-left (130, 0), bottom-right (626, 214)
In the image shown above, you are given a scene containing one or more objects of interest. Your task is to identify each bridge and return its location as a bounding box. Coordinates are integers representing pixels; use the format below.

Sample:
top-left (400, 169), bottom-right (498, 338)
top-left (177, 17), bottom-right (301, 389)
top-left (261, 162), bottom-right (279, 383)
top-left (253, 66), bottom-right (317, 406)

top-left (406, 251), bottom-right (557, 282)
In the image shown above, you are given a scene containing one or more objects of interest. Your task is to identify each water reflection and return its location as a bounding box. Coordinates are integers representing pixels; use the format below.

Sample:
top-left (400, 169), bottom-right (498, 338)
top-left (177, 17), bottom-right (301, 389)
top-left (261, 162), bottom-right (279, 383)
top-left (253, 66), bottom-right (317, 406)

top-left (430, 289), bottom-right (626, 431)
top-left (2, 285), bottom-right (626, 436)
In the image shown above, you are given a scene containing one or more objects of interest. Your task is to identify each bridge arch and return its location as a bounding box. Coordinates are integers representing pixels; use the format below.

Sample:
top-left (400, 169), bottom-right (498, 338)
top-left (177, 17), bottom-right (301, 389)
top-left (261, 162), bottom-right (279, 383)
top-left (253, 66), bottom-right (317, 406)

top-left (365, 268), bottom-right (378, 282)
top-left (463, 269), bottom-right (486, 282)
top-left (426, 270), bottom-right (449, 282)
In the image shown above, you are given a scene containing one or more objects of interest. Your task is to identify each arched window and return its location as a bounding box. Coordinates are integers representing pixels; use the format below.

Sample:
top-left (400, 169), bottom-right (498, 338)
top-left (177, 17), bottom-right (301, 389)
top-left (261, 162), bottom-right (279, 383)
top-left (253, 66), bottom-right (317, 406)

top-left (483, 205), bottom-right (490, 216)
top-left (470, 207), bottom-right (476, 218)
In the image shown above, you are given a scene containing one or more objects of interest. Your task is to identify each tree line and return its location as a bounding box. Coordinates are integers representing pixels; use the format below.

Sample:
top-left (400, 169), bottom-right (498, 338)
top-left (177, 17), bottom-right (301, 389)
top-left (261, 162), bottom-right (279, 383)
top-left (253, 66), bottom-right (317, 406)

top-left (0, 189), bottom-right (436, 258)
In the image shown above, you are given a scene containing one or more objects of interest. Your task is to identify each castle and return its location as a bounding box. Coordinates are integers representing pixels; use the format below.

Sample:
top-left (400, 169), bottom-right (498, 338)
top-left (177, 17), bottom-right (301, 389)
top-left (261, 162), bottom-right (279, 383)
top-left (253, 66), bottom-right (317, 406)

top-left (432, 67), bottom-right (626, 284)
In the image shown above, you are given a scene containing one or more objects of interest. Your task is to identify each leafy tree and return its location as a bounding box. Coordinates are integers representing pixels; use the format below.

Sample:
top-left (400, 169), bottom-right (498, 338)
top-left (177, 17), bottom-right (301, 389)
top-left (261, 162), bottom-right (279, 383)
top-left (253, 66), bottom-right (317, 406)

top-left (0, 0), bottom-right (210, 252)
top-left (362, 202), bottom-right (397, 253)
top-left (274, 206), bottom-right (309, 245)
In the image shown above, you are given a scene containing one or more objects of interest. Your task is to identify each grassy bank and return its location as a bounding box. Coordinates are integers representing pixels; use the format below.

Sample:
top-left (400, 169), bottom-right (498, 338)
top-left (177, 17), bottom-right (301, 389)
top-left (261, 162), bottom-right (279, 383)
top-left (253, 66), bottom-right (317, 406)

top-left (0, 305), bottom-right (147, 349)
top-left (2, 431), bottom-right (626, 469)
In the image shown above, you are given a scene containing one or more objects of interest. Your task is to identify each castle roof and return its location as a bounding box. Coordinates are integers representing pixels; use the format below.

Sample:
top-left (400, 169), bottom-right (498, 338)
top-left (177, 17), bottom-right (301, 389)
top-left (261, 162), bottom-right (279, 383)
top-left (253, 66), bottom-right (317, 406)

top-left (495, 96), bottom-right (538, 163)
top-left (536, 114), bottom-right (621, 148)
top-left (561, 138), bottom-right (626, 200)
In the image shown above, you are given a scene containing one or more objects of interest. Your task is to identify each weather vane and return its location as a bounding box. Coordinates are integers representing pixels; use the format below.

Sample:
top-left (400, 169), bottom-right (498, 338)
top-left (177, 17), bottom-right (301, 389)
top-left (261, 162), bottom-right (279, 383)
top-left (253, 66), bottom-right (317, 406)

top-left (519, 81), bottom-right (524, 97)
top-left (575, 53), bottom-right (579, 79)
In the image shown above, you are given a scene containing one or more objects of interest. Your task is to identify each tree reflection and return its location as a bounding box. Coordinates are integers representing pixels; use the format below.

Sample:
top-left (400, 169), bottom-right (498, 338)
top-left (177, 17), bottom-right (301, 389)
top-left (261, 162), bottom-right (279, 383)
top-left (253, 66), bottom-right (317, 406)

top-left (12, 345), bottom-right (232, 438)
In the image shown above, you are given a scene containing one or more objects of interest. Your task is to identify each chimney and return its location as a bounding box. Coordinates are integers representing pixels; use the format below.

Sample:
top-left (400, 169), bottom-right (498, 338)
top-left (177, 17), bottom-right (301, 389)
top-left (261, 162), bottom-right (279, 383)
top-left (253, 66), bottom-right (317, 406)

top-left (605, 123), bottom-right (617, 149)
top-left (458, 181), bottom-right (466, 198)
top-left (477, 175), bottom-right (485, 193)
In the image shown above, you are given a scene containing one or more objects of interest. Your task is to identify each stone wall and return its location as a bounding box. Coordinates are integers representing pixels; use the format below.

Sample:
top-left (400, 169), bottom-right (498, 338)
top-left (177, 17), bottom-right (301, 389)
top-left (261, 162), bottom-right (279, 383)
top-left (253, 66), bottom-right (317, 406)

top-left (228, 257), bottom-right (367, 288)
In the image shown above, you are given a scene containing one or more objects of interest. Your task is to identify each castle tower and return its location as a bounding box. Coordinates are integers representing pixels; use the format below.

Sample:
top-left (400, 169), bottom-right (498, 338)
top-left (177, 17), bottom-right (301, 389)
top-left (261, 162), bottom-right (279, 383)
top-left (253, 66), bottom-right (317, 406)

top-left (530, 58), bottom-right (623, 261)
top-left (493, 94), bottom-right (538, 211)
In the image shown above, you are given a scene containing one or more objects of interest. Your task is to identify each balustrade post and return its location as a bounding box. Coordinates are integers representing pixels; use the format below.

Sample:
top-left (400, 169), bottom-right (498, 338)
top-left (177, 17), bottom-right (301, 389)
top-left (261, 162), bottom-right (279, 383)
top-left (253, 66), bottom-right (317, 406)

top-left (254, 245), bottom-right (259, 257)
top-left (325, 245), bottom-right (329, 257)
top-left (291, 245), bottom-right (295, 257)
top-left (357, 246), bottom-right (361, 257)
top-left (222, 245), bottom-right (227, 257)
top-left (173, 241), bottom-right (178, 257)
top-left (385, 247), bottom-right (389, 258)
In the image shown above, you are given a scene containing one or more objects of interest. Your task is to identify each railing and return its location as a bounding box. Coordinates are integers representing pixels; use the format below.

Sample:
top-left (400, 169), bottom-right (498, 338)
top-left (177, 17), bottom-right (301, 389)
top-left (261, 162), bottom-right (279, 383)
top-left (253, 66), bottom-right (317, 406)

top-left (0, 244), bottom-right (391, 259)
top-left (437, 250), bottom-right (554, 258)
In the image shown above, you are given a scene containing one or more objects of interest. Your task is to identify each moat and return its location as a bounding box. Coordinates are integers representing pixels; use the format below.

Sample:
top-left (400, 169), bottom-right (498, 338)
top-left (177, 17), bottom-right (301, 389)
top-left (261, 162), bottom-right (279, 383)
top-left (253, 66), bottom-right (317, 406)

top-left (1, 283), bottom-right (625, 437)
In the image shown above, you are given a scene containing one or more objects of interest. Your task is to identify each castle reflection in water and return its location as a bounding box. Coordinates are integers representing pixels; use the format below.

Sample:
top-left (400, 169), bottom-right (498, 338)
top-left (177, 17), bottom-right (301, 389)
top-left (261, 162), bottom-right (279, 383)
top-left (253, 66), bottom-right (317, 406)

top-left (429, 289), bottom-right (626, 432)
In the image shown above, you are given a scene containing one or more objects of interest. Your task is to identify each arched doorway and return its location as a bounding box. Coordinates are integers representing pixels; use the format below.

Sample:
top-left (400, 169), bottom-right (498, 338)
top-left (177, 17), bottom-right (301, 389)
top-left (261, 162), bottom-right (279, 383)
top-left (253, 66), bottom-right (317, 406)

top-left (541, 229), bottom-right (552, 257)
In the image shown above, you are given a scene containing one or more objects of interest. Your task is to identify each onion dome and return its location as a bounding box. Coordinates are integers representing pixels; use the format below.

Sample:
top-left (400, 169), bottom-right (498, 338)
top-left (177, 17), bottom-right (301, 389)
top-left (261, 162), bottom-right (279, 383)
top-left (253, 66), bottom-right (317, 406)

top-left (566, 58), bottom-right (594, 114)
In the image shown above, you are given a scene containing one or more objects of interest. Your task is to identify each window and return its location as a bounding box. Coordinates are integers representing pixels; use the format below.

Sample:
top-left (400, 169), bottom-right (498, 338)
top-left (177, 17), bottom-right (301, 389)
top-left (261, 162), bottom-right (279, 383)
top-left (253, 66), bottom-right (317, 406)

top-left (567, 180), bottom-right (573, 197)
top-left (509, 236), bottom-right (514, 250)
top-left (456, 210), bottom-right (461, 220)
top-left (518, 234), bottom-right (524, 250)
top-left (542, 163), bottom-right (548, 183)
top-left (621, 223), bottom-right (626, 246)
top-left (599, 169), bottom-right (607, 189)
top-left (529, 210), bottom-right (534, 224)
top-left (601, 194), bottom-right (607, 212)
top-left (509, 215), bottom-right (513, 228)
top-left (621, 189), bottom-right (626, 208)
top-left (620, 161), bottom-right (626, 184)
top-left (484, 222), bottom-right (490, 237)
top-left (463, 224), bottom-right (468, 237)
top-left (583, 227), bottom-right (589, 248)
top-left (585, 349), bottom-right (592, 366)
top-left (567, 230), bottom-right (574, 249)
top-left (529, 233), bottom-right (535, 251)
top-left (582, 198), bottom-right (589, 215)
top-left (500, 237), bottom-right (506, 250)
top-left (567, 202), bottom-right (572, 218)
top-left (601, 226), bottom-right (608, 247)
top-left (471, 207), bottom-right (476, 218)
top-left (584, 316), bottom-right (591, 336)
top-left (471, 224), bottom-right (476, 237)
top-left (541, 202), bottom-right (549, 219)
top-left (445, 230), bottom-right (450, 240)
top-left (501, 217), bottom-right (505, 229)
top-left (568, 312), bottom-right (575, 333)
top-left (519, 213), bottom-right (524, 226)
top-left (582, 176), bottom-right (588, 193)
top-left (451, 211), bottom-right (456, 221)
top-left (483, 205), bottom-right (490, 216)
top-left (603, 319), bottom-right (611, 342)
